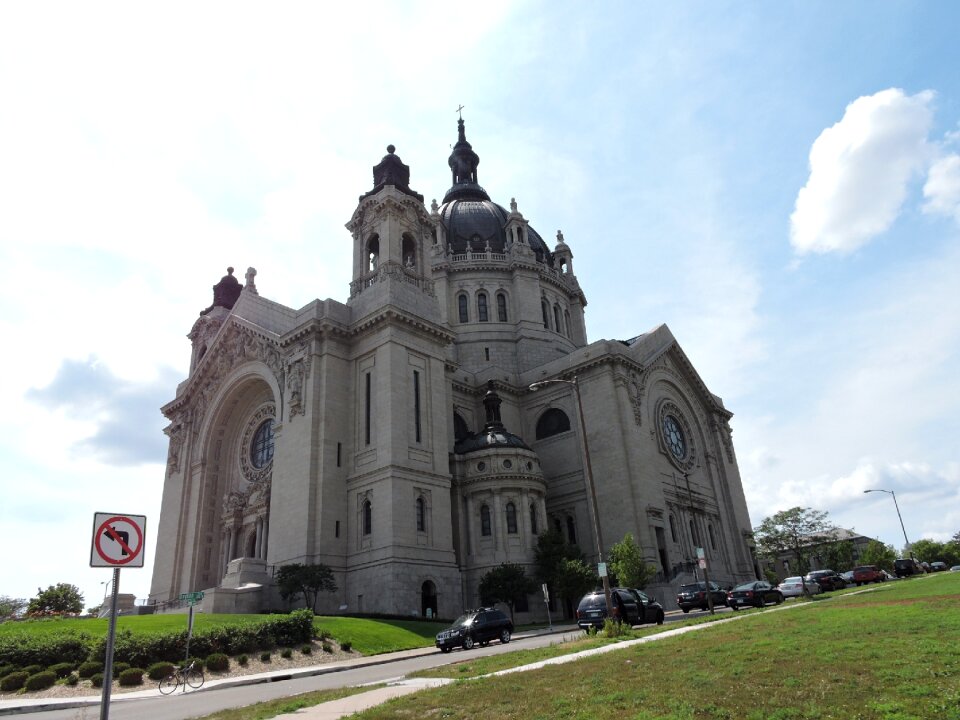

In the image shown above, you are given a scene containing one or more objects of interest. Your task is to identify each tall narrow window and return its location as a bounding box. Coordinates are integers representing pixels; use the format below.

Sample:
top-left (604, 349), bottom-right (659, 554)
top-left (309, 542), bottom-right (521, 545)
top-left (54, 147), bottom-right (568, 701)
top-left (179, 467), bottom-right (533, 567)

top-left (362, 499), bottom-right (372, 535)
top-left (458, 294), bottom-right (469, 323)
top-left (690, 519), bottom-right (698, 546)
top-left (364, 372), bottom-right (371, 445)
top-left (669, 514), bottom-right (678, 543)
top-left (496, 292), bottom-right (508, 321)
top-left (506, 502), bottom-right (517, 534)
top-left (477, 292), bottom-right (489, 322)
top-left (564, 310), bottom-right (571, 336)
top-left (416, 497), bottom-right (425, 532)
top-left (529, 503), bottom-right (539, 535)
top-left (413, 370), bottom-right (421, 443)
top-left (335, 520), bottom-right (340, 538)
top-left (553, 305), bottom-right (562, 334)
top-left (480, 505), bottom-right (492, 536)
top-left (337, 442), bottom-right (341, 467)
top-left (566, 515), bottom-right (577, 544)
top-left (708, 523), bottom-right (716, 550)
top-left (541, 300), bottom-right (550, 329)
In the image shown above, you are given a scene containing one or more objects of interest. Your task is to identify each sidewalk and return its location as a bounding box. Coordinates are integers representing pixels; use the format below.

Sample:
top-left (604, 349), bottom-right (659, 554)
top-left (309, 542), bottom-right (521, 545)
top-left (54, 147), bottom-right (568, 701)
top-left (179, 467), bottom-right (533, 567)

top-left (0, 624), bottom-right (579, 717)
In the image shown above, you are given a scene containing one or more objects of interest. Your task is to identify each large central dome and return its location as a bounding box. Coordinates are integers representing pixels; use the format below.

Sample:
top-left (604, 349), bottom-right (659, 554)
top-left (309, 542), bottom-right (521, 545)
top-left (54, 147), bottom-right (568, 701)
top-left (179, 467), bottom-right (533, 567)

top-left (437, 119), bottom-right (553, 263)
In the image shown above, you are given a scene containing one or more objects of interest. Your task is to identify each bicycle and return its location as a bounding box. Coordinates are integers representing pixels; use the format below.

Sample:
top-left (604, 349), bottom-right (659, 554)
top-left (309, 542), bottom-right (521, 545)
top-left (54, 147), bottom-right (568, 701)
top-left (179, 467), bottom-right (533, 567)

top-left (159, 660), bottom-right (205, 694)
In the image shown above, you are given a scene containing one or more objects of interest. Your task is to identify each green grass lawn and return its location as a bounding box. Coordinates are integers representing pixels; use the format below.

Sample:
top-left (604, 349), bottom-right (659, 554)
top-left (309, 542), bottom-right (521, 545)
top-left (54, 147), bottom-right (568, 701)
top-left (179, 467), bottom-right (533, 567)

top-left (0, 613), bottom-right (446, 656)
top-left (350, 573), bottom-right (960, 720)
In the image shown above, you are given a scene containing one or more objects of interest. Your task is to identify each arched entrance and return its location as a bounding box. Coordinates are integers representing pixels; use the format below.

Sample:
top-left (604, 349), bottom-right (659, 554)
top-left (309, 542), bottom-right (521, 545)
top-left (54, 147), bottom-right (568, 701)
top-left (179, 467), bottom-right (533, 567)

top-left (421, 580), bottom-right (438, 618)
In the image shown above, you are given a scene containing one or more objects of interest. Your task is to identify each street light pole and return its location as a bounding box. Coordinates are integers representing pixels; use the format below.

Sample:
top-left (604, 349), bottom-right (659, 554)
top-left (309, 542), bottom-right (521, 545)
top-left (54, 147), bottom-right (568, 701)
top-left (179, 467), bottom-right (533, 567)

top-left (530, 376), bottom-right (613, 617)
top-left (863, 489), bottom-right (911, 557)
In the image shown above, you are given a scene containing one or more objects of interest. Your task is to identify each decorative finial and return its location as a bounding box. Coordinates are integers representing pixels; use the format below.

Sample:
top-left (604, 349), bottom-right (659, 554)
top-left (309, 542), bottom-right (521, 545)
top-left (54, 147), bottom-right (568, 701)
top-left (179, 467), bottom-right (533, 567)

top-left (227, 266), bottom-right (234, 275)
top-left (245, 267), bottom-right (258, 295)
top-left (456, 104), bottom-right (465, 120)
top-left (387, 144), bottom-right (395, 154)
top-left (510, 198), bottom-right (517, 213)
top-left (431, 198), bottom-right (439, 214)
top-left (557, 230), bottom-right (564, 243)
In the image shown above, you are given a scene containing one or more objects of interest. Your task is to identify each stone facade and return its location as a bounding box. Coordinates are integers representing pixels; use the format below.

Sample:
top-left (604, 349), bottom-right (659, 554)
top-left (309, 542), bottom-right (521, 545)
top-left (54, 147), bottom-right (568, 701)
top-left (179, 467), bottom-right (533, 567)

top-left (149, 122), bottom-right (759, 618)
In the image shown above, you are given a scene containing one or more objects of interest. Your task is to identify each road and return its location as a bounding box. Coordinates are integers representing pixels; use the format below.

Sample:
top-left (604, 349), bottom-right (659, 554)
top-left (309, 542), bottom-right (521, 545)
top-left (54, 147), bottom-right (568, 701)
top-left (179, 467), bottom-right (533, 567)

top-left (23, 609), bottom-right (730, 720)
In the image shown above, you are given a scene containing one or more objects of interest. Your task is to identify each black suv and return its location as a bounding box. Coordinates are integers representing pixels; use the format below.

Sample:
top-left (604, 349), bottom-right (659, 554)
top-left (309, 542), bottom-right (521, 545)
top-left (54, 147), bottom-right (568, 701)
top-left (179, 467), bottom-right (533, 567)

top-left (894, 558), bottom-right (925, 578)
top-left (676, 581), bottom-right (727, 613)
top-left (435, 608), bottom-right (513, 653)
top-left (576, 588), bottom-right (642, 630)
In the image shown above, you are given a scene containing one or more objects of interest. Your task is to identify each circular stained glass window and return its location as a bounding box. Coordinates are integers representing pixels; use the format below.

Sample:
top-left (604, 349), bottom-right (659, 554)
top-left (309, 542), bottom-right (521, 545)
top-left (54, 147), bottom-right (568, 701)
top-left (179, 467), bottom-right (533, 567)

top-left (251, 419), bottom-right (275, 469)
top-left (477, 461), bottom-right (486, 472)
top-left (662, 415), bottom-right (686, 460)
top-left (503, 459), bottom-right (513, 469)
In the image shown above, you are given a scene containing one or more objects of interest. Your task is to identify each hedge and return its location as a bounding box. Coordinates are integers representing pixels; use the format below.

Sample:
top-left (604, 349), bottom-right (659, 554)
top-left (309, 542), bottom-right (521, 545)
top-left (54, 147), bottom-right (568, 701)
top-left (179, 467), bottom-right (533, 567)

top-left (78, 661), bottom-right (102, 679)
top-left (90, 672), bottom-right (104, 688)
top-left (118, 668), bottom-right (144, 687)
top-left (0, 610), bottom-right (315, 670)
top-left (48, 662), bottom-right (76, 679)
top-left (147, 662), bottom-right (174, 680)
top-left (24, 671), bottom-right (57, 692)
top-left (0, 671), bottom-right (28, 692)
top-left (204, 653), bottom-right (229, 672)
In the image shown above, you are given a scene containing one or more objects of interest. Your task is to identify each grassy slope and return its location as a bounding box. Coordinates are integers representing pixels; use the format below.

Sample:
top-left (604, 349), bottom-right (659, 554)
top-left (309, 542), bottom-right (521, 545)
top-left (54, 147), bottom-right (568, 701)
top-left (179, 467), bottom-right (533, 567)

top-left (0, 614), bottom-right (447, 656)
top-left (352, 573), bottom-right (960, 720)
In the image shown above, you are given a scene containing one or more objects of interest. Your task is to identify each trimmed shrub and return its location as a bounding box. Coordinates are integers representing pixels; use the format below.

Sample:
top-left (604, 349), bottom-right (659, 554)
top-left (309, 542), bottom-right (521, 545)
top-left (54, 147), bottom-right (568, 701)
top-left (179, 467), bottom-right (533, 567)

top-left (205, 653), bottom-right (229, 672)
top-left (1, 671), bottom-right (28, 692)
top-left (300, 645), bottom-right (312, 655)
top-left (237, 655), bottom-right (248, 667)
top-left (112, 662), bottom-right (130, 679)
top-left (0, 633), bottom-right (89, 669)
top-left (0, 664), bottom-right (14, 678)
top-left (147, 662), bottom-right (174, 681)
top-left (90, 672), bottom-right (104, 688)
top-left (24, 671), bottom-right (57, 692)
top-left (21, 665), bottom-right (42, 676)
top-left (48, 662), bottom-right (75, 679)
top-left (340, 641), bottom-right (352, 652)
top-left (322, 642), bottom-right (332, 653)
top-left (78, 661), bottom-right (102, 679)
top-left (280, 648), bottom-right (293, 659)
top-left (63, 674), bottom-right (79, 687)
top-left (259, 652), bottom-right (271, 662)
top-left (118, 668), bottom-right (144, 687)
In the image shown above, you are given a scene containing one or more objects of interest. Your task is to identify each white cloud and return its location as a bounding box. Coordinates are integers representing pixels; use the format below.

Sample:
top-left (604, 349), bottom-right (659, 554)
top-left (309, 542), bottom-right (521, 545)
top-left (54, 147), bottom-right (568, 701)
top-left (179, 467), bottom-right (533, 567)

top-left (790, 88), bottom-right (935, 255)
top-left (923, 153), bottom-right (960, 223)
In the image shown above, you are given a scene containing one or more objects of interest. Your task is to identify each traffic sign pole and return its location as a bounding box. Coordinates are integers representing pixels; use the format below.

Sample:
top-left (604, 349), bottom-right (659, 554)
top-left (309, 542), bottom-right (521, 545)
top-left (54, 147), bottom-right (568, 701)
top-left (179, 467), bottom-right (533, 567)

top-left (100, 567), bottom-right (120, 720)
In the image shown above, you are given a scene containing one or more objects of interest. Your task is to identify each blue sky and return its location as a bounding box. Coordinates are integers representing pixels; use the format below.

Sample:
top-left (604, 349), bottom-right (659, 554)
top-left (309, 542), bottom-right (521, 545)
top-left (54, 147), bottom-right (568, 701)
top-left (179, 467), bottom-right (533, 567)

top-left (1, 2), bottom-right (958, 608)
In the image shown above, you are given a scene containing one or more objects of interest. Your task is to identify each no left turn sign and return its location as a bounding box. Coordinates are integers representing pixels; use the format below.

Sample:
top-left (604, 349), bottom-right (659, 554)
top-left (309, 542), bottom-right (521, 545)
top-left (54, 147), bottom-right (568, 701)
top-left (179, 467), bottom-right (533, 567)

top-left (91, 513), bottom-right (147, 568)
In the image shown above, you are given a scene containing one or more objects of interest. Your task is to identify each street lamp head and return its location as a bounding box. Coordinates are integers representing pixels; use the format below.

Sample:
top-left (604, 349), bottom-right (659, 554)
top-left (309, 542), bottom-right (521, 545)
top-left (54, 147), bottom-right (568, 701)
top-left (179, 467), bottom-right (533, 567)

top-left (528, 382), bottom-right (545, 391)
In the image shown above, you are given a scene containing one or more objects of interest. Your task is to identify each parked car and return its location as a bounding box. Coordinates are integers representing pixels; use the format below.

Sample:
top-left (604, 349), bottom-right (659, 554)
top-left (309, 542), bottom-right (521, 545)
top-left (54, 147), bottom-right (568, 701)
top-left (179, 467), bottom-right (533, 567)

top-left (576, 588), bottom-right (642, 630)
top-left (629, 589), bottom-right (665, 625)
top-left (852, 565), bottom-right (886, 585)
top-left (951, 565), bottom-right (960, 572)
top-left (676, 581), bottom-right (728, 613)
top-left (727, 580), bottom-right (784, 610)
top-left (929, 561), bottom-right (948, 572)
top-left (777, 576), bottom-right (822, 598)
top-left (894, 558), bottom-right (925, 578)
top-left (841, 570), bottom-right (855, 584)
top-left (804, 569), bottom-right (847, 591)
top-left (435, 607), bottom-right (513, 653)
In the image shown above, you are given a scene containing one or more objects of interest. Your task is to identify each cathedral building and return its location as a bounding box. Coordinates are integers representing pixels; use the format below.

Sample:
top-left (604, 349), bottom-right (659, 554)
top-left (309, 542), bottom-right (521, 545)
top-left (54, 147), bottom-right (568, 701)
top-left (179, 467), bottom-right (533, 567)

top-left (149, 119), bottom-right (759, 617)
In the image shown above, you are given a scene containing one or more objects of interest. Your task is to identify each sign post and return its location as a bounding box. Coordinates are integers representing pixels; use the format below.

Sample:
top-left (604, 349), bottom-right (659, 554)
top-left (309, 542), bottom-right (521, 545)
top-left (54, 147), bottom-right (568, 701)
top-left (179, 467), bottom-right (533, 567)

top-left (90, 513), bottom-right (146, 720)
top-left (696, 547), bottom-right (715, 615)
top-left (542, 583), bottom-right (552, 631)
top-left (179, 592), bottom-right (204, 661)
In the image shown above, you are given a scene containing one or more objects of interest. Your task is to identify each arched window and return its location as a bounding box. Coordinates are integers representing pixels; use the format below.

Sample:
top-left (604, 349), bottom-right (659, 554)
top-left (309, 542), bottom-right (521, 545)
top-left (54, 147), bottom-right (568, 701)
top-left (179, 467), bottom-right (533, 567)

top-left (553, 304), bottom-right (562, 334)
top-left (416, 497), bottom-right (425, 532)
top-left (401, 233), bottom-right (417, 269)
top-left (553, 516), bottom-right (563, 534)
top-left (506, 502), bottom-right (517, 534)
top-left (367, 235), bottom-right (380, 272)
top-left (566, 515), bottom-right (577, 544)
top-left (535, 408), bottom-right (571, 439)
top-left (496, 292), bottom-right (508, 322)
top-left (690, 519), bottom-right (698, 546)
top-left (541, 300), bottom-right (550, 329)
top-left (480, 505), bottom-right (492, 536)
top-left (362, 499), bottom-right (372, 536)
top-left (564, 310), bottom-right (571, 336)
top-left (708, 523), bottom-right (716, 550)
top-left (529, 503), bottom-right (538, 535)
top-left (453, 412), bottom-right (469, 442)
top-left (251, 419), bottom-right (275, 468)
top-left (477, 292), bottom-right (489, 322)
top-left (669, 514), bottom-right (678, 543)
top-left (458, 294), bottom-right (469, 323)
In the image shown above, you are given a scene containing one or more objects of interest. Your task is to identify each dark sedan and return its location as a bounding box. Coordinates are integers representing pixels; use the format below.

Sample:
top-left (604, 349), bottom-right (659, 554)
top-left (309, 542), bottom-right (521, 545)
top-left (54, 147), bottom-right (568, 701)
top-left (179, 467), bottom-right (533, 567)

top-left (805, 569), bottom-right (847, 592)
top-left (727, 580), bottom-right (784, 610)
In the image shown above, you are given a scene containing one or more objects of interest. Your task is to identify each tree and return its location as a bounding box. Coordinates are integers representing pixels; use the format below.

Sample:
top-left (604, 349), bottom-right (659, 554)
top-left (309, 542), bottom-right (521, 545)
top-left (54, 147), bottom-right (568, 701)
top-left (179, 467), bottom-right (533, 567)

top-left (818, 539), bottom-right (856, 572)
top-left (554, 559), bottom-right (598, 605)
top-left (608, 533), bottom-right (657, 589)
top-left (0, 596), bottom-right (27, 621)
top-left (910, 539), bottom-right (960, 567)
top-left (27, 584), bottom-right (84, 616)
top-left (754, 507), bottom-right (836, 577)
top-left (478, 563), bottom-right (536, 622)
top-left (535, 528), bottom-right (587, 616)
top-left (275, 563), bottom-right (337, 613)
top-left (859, 540), bottom-right (896, 571)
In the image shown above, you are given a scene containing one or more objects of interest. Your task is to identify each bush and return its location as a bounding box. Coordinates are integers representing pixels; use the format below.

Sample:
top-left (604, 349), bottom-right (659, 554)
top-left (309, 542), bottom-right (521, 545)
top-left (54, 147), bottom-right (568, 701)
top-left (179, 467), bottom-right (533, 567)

top-left (205, 653), bottom-right (229, 672)
top-left (48, 662), bottom-right (75, 679)
top-left (602, 618), bottom-right (629, 639)
top-left (147, 662), bottom-right (174, 681)
top-left (78, 661), bottom-right (102, 679)
top-left (24, 671), bottom-right (57, 692)
top-left (0, 671), bottom-right (28, 692)
top-left (63, 674), bottom-right (79, 686)
top-left (237, 655), bottom-right (248, 666)
top-left (0, 663), bottom-right (14, 678)
top-left (340, 641), bottom-right (352, 652)
top-left (300, 644), bottom-right (312, 655)
top-left (118, 668), bottom-right (144, 687)
top-left (89, 673), bottom-right (105, 688)
top-left (322, 642), bottom-right (332, 653)
top-left (259, 652), bottom-right (271, 662)
top-left (280, 648), bottom-right (293, 659)
top-left (21, 664), bottom-right (43, 676)
top-left (112, 662), bottom-right (130, 679)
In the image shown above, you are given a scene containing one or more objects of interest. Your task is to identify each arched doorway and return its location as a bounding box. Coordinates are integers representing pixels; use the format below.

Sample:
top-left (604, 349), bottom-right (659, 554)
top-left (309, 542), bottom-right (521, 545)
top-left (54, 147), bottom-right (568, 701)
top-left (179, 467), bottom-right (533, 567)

top-left (421, 580), bottom-right (438, 618)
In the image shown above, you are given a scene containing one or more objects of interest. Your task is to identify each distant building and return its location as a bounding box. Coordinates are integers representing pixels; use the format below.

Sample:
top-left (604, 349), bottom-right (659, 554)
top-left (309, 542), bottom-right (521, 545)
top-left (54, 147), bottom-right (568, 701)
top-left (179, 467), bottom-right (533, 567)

top-left (759, 528), bottom-right (877, 579)
top-left (149, 120), bottom-right (759, 618)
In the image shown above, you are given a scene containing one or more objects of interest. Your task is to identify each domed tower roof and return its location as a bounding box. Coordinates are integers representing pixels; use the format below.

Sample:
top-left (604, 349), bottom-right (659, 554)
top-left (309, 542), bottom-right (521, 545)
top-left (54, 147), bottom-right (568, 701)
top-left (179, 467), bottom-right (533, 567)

top-left (437, 119), bottom-right (553, 264)
top-left (455, 381), bottom-right (532, 454)
top-left (200, 267), bottom-right (242, 316)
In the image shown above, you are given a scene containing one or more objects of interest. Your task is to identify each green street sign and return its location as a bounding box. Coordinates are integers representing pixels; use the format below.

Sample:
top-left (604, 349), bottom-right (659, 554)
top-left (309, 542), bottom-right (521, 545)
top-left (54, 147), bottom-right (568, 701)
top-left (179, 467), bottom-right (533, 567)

top-left (179, 592), bottom-right (204, 604)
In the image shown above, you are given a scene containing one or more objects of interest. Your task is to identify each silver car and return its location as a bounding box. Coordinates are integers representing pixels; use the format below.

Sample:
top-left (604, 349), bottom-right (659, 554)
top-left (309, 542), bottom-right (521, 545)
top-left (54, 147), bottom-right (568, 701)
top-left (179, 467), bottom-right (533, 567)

top-left (777, 576), bottom-right (822, 598)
